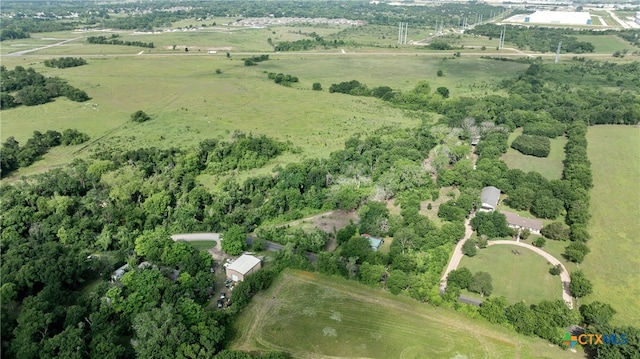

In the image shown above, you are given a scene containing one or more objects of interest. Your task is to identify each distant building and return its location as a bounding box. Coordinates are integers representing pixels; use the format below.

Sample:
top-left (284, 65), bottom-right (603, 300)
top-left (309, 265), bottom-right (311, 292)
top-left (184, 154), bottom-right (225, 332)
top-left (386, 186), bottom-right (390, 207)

top-left (480, 186), bottom-right (501, 211)
top-left (226, 254), bottom-right (262, 282)
top-left (524, 11), bottom-right (592, 25)
top-left (361, 233), bottom-right (384, 251)
top-left (501, 210), bottom-right (543, 235)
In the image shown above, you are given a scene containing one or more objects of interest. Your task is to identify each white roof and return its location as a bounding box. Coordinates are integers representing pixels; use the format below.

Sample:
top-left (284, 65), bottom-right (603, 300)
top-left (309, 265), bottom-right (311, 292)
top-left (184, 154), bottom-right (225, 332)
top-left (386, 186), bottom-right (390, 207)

top-left (526, 11), bottom-right (591, 25)
top-left (226, 254), bottom-right (261, 275)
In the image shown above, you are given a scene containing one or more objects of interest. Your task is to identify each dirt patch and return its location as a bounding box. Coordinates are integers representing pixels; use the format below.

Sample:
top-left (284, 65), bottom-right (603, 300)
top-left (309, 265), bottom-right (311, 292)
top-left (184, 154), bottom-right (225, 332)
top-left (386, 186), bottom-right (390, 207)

top-left (311, 210), bottom-right (357, 234)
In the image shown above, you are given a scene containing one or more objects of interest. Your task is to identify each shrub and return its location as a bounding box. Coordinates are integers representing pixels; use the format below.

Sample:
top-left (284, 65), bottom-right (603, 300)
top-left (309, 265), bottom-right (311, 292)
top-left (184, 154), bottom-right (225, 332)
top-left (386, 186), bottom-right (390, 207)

top-left (312, 82), bottom-right (322, 91)
top-left (131, 110), bottom-right (151, 123)
top-left (510, 134), bottom-right (550, 157)
top-left (533, 237), bottom-right (546, 248)
top-left (549, 264), bottom-right (562, 276)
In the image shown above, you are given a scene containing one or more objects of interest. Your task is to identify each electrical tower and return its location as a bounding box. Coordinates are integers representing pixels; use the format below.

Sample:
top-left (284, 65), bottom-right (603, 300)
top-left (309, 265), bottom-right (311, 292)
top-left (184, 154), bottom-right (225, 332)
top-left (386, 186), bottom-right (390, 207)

top-left (555, 41), bottom-right (562, 64)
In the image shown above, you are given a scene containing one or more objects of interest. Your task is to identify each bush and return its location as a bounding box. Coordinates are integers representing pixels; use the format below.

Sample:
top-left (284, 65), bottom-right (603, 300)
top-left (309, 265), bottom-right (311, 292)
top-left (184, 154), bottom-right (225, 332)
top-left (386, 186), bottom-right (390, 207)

top-left (523, 120), bottom-right (565, 138)
top-left (60, 129), bottom-right (90, 146)
top-left (462, 240), bottom-right (477, 257)
top-left (312, 82), bottom-right (322, 91)
top-left (549, 264), bottom-right (562, 276)
top-left (510, 134), bottom-right (550, 157)
top-left (131, 110), bottom-right (151, 123)
top-left (533, 237), bottom-right (546, 248)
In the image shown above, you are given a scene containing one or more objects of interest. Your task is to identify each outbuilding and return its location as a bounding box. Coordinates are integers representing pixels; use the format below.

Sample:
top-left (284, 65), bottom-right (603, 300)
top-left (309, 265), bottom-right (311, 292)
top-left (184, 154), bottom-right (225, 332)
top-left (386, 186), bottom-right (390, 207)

top-left (361, 233), bottom-right (384, 251)
top-left (225, 254), bottom-right (262, 282)
top-left (480, 186), bottom-right (501, 211)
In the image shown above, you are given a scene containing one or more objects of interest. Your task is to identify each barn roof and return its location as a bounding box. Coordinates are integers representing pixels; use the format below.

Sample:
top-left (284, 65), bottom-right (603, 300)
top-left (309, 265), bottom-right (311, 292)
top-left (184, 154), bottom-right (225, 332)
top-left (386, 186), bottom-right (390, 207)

top-left (481, 186), bottom-right (501, 209)
top-left (226, 254), bottom-right (261, 275)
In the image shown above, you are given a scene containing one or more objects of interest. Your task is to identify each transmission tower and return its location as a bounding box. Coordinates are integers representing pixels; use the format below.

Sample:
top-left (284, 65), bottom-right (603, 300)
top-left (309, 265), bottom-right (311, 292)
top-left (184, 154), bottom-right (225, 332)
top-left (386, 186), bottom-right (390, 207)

top-left (555, 41), bottom-right (562, 64)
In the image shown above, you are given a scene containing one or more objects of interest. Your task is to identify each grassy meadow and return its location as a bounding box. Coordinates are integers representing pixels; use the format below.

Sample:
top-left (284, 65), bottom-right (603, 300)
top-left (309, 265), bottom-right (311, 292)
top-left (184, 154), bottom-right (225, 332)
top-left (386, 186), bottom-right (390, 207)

top-left (583, 125), bottom-right (640, 326)
top-left (231, 270), bottom-right (579, 358)
top-left (459, 244), bottom-right (562, 305)
top-left (501, 128), bottom-right (567, 180)
top-left (1, 43), bottom-right (529, 182)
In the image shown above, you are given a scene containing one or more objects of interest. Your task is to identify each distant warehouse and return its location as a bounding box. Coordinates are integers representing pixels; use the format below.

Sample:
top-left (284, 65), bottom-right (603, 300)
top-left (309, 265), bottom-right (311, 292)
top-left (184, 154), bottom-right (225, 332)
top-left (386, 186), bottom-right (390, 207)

top-left (524, 11), bottom-right (592, 25)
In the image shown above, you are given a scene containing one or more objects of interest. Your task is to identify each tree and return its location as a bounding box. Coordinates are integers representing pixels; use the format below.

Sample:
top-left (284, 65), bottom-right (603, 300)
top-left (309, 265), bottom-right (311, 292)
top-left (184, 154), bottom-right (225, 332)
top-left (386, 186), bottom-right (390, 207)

top-left (215, 68), bottom-right (222, 74)
top-left (386, 269), bottom-right (410, 294)
top-left (131, 110), bottom-right (151, 123)
top-left (541, 222), bottom-right (569, 240)
top-left (437, 69), bottom-right (443, 77)
top-left (462, 240), bottom-right (477, 257)
top-left (469, 271), bottom-right (492, 297)
top-left (580, 301), bottom-right (616, 327)
top-left (222, 225), bottom-right (246, 255)
top-left (447, 267), bottom-right (472, 289)
top-left (533, 237), bottom-right (546, 248)
top-left (336, 222), bottom-right (356, 244)
top-left (479, 296), bottom-right (508, 324)
top-left (564, 241), bottom-right (590, 263)
top-left (358, 262), bottom-right (385, 286)
top-left (340, 236), bottom-right (371, 264)
top-left (312, 82), bottom-right (322, 91)
top-left (436, 86), bottom-right (449, 98)
top-left (570, 270), bottom-right (593, 298)
top-left (549, 264), bottom-right (562, 276)
top-left (251, 237), bottom-right (266, 251)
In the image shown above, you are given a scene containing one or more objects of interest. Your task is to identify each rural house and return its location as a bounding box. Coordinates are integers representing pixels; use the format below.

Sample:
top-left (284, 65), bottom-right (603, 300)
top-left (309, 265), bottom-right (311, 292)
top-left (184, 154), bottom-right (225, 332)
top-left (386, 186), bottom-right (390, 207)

top-left (226, 254), bottom-right (262, 282)
top-left (480, 186), bottom-right (501, 211)
top-left (362, 233), bottom-right (384, 251)
top-left (501, 210), bottom-right (544, 235)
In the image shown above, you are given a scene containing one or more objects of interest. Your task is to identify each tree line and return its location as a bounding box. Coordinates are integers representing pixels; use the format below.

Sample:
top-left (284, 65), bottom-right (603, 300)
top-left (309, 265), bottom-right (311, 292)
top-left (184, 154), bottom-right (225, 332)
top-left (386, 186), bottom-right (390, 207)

top-left (1, 129), bottom-right (90, 177)
top-left (243, 54), bottom-right (269, 66)
top-left (44, 57), bottom-right (87, 69)
top-left (87, 35), bottom-right (154, 48)
top-left (1, 66), bottom-right (90, 109)
top-left (267, 72), bottom-right (299, 86)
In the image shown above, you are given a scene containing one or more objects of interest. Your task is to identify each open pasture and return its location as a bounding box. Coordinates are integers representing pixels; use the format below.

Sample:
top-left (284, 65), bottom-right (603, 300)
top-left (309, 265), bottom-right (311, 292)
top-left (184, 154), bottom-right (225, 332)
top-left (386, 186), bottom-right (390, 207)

top-left (231, 270), bottom-right (578, 358)
top-left (583, 125), bottom-right (640, 326)
top-left (1, 54), bottom-right (528, 182)
top-left (573, 34), bottom-right (633, 53)
top-left (501, 128), bottom-right (566, 180)
top-left (459, 244), bottom-right (562, 304)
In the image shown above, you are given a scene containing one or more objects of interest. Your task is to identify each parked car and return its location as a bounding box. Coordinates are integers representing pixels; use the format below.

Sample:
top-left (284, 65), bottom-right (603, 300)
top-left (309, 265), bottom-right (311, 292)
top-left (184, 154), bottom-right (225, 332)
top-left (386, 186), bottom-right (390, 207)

top-left (217, 299), bottom-right (224, 308)
top-left (220, 292), bottom-right (226, 299)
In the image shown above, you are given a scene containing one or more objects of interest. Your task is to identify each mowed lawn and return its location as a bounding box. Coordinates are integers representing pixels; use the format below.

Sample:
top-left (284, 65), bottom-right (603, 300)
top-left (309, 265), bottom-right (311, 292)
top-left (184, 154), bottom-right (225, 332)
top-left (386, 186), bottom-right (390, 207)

top-left (583, 125), bottom-right (640, 326)
top-left (459, 244), bottom-right (562, 305)
top-left (501, 128), bottom-right (567, 180)
top-left (232, 270), bottom-right (577, 358)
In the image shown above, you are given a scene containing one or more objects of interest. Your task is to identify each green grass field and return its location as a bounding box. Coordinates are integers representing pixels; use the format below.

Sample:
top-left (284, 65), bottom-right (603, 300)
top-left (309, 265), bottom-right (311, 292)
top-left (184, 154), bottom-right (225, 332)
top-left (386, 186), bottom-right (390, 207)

top-left (583, 125), bottom-right (640, 326)
top-left (231, 270), bottom-right (578, 358)
top-left (459, 245), bottom-right (562, 305)
top-left (501, 128), bottom-right (567, 180)
top-left (1, 49), bottom-right (528, 183)
top-left (187, 240), bottom-right (218, 251)
top-left (573, 35), bottom-right (632, 53)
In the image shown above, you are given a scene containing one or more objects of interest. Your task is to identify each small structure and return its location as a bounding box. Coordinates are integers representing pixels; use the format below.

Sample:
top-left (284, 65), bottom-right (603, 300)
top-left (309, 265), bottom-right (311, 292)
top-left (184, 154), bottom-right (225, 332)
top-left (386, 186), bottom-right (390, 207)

top-left (226, 254), bottom-right (261, 282)
top-left (501, 210), bottom-right (544, 235)
top-left (361, 233), bottom-right (384, 251)
top-left (111, 264), bottom-right (129, 282)
top-left (470, 137), bottom-right (480, 146)
top-left (480, 186), bottom-right (501, 211)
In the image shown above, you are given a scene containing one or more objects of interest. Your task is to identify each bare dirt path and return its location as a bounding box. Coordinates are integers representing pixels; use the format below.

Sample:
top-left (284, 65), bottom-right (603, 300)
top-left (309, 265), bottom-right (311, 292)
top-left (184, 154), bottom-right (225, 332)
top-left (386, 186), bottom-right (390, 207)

top-left (487, 240), bottom-right (573, 308)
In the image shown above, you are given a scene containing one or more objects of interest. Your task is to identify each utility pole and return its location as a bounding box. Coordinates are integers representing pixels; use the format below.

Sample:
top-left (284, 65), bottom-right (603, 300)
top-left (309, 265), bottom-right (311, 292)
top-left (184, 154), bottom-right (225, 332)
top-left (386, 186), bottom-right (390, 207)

top-left (555, 41), bottom-right (562, 64)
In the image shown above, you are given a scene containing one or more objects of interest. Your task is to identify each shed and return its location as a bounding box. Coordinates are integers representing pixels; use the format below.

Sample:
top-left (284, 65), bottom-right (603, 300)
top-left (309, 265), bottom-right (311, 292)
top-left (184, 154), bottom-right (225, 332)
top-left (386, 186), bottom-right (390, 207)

top-left (501, 210), bottom-right (544, 235)
top-left (226, 254), bottom-right (261, 282)
top-left (111, 264), bottom-right (129, 282)
top-left (362, 233), bottom-right (384, 251)
top-left (480, 186), bottom-right (501, 211)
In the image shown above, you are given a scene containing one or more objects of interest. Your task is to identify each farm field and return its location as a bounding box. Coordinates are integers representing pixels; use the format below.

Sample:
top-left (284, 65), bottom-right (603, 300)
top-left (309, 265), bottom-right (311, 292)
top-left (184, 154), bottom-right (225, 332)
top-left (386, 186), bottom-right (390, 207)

top-left (231, 270), bottom-right (578, 358)
top-left (501, 128), bottom-right (567, 180)
top-left (1, 53), bottom-right (528, 182)
top-left (583, 125), bottom-right (640, 326)
top-left (459, 244), bottom-right (562, 305)
top-left (573, 34), bottom-right (632, 53)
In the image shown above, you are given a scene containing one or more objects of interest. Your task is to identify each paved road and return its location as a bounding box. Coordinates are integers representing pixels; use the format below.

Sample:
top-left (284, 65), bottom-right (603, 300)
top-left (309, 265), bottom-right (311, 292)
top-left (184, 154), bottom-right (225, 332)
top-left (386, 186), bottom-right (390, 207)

top-left (606, 9), bottom-right (631, 29)
top-left (7, 37), bottom-right (83, 57)
top-left (487, 240), bottom-right (573, 309)
top-left (439, 213), bottom-right (476, 293)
